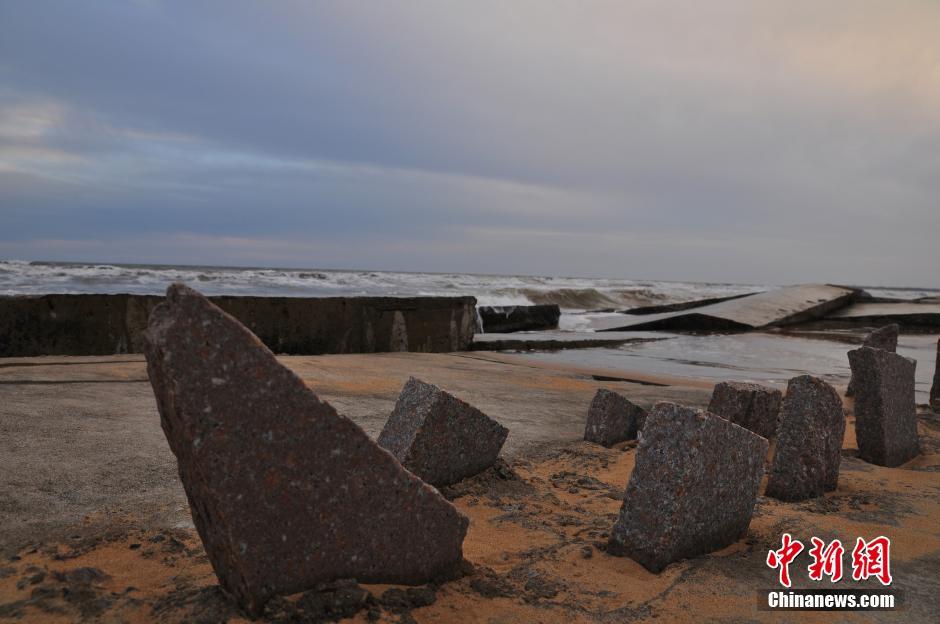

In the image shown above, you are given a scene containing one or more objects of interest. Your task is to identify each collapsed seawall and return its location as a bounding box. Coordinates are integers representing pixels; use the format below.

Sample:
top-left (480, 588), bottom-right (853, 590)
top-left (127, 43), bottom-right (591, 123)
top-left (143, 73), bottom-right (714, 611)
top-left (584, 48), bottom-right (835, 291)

top-left (0, 293), bottom-right (477, 357)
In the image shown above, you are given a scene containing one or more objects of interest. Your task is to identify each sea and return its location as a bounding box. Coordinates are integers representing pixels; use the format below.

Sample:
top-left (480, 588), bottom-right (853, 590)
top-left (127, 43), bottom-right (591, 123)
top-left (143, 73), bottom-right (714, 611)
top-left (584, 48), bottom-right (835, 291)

top-left (3, 259), bottom-right (937, 400)
top-left (2, 260), bottom-right (935, 309)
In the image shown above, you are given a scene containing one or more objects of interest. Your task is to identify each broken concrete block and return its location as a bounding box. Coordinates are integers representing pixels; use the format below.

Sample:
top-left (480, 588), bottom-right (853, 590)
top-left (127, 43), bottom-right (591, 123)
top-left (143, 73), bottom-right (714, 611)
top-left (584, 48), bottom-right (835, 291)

top-left (862, 323), bottom-right (901, 352)
top-left (378, 377), bottom-right (509, 487)
top-left (765, 375), bottom-right (845, 502)
top-left (848, 346), bottom-right (919, 467)
top-left (143, 284), bottom-right (468, 616)
top-left (607, 402), bottom-right (767, 572)
top-left (583, 389), bottom-right (647, 447)
top-left (931, 339), bottom-right (940, 409)
top-left (707, 381), bottom-right (782, 440)
top-left (478, 304), bottom-right (561, 333)
top-left (846, 324), bottom-right (899, 396)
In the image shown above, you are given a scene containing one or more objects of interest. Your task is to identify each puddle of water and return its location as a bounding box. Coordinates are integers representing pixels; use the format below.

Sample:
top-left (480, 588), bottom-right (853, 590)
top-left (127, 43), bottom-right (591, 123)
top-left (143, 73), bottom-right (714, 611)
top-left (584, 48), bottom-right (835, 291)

top-left (515, 332), bottom-right (939, 402)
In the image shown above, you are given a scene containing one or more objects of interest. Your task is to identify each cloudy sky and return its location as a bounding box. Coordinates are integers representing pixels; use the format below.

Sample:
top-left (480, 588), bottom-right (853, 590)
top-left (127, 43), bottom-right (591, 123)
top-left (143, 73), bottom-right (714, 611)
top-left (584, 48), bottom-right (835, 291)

top-left (1, 1), bottom-right (938, 286)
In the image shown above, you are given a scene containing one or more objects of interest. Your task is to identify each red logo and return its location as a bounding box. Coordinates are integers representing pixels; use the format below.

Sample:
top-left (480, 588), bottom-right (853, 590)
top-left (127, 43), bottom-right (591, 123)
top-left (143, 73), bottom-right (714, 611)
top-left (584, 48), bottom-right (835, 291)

top-left (766, 533), bottom-right (804, 588)
top-left (851, 536), bottom-right (892, 586)
top-left (767, 534), bottom-right (893, 587)
top-left (807, 537), bottom-right (844, 582)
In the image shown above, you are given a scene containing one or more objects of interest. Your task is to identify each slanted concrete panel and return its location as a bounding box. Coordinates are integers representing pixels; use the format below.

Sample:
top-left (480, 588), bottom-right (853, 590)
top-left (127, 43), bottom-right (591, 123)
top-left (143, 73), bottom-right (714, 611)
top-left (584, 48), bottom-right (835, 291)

top-left (596, 284), bottom-right (857, 332)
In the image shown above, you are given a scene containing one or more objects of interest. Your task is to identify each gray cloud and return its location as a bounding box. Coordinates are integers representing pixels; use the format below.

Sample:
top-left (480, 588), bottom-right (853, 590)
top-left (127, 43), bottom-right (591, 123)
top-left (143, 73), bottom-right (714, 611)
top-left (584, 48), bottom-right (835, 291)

top-left (1, 0), bottom-right (938, 285)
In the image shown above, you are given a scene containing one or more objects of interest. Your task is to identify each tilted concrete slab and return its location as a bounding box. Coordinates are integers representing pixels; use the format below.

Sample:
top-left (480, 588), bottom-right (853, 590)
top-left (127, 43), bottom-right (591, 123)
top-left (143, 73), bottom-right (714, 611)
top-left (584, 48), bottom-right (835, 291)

top-left (594, 284), bottom-right (857, 332)
top-left (824, 303), bottom-right (940, 328)
top-left (621, 292), bottom-right (757, 315)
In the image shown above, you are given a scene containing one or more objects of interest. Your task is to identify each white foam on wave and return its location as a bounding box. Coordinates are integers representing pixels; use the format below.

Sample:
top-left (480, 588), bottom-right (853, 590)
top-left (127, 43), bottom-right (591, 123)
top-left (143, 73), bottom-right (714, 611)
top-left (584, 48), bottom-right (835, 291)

top-left (0, 260), bottom-right (775, 308)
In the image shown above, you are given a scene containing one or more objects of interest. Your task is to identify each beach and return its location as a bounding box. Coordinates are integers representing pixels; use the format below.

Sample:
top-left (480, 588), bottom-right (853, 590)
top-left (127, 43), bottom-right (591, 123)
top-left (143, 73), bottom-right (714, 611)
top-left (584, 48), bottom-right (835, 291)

top-left (1, 346), bottom-right (939, 622)
top-left (1, 263), bottom-right (939, 621)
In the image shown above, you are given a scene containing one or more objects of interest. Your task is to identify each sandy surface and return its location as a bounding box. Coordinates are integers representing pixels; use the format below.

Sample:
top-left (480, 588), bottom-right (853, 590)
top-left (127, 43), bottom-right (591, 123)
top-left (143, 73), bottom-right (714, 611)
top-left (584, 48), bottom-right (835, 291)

top-left (1, 353), bottom-right (939, 622)
top-left (0, 352), bottom-right (710, 556)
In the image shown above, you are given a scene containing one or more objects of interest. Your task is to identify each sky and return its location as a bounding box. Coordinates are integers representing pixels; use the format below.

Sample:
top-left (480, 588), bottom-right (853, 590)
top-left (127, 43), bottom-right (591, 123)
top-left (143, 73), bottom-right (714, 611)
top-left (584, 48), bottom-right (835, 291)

top-left (1, 1), bottom-right (938, 286)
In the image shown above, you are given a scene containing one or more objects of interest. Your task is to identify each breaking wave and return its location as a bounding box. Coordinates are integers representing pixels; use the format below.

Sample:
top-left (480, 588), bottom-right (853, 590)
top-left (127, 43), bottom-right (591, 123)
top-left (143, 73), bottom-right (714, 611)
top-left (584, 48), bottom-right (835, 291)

top-left (1, 259), bottom-right (933, 312)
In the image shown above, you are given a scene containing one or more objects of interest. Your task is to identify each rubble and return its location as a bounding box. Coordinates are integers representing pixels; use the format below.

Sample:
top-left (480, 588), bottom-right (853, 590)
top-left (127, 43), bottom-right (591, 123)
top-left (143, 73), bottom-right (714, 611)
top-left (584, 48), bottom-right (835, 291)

top-left (583, 389), bottom-right (647, 447)
top-left (143, 285), bottom-right (468, 616)
top-left (378, 377), bottom-right (509, 487)
top-left (765, 376), bottom-right (845, 501)
top-left (607, 402), bottom-right (767, 572)
top-left (848, 346), bottom-right (920, 467)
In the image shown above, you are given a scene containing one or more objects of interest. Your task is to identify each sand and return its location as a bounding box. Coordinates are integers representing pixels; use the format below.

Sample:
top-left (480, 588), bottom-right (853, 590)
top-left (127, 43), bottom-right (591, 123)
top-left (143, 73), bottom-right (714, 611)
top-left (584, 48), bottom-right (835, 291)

top-left (1, 353), bottom-right (938, 622)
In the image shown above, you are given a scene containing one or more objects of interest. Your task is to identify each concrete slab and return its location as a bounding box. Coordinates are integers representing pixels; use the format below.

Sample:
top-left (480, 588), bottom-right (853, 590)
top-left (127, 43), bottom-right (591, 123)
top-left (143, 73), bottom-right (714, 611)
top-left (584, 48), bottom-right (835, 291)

top-left (621, 292), bottom-right (756, 315)
top-left (592, 284), bottom-right (857, 332)
top-left (0, 293), bottom-right (477, 357)
top-left (471, 331), bottom-right (666, 351)
top-left (824, 302), bottom-right (940, 328)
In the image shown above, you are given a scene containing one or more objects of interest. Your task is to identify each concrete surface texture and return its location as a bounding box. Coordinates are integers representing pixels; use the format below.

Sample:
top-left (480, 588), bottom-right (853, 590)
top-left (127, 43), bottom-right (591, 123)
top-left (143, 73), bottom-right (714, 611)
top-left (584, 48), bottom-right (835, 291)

top-left (0, 292), bottom-right (477, 357)
top-left (0, 351), bottom-right (710, 555)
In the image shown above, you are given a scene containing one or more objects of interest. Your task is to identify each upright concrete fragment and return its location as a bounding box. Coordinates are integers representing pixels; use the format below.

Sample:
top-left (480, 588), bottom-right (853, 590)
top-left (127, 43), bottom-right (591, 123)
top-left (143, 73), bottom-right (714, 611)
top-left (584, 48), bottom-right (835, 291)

top-left (707, 381), bottom-right (783, 440)
top-left (583, 389), bottom-right (647, 447)
top-left (848, 347), bottom-right (919, 467)
top-left (931, 339), bottom-right (940, 409)
top-left (861, 323), bottom-right (901, 352)
top-left (378, 377), bottom-right (509, 487)
top-left (765, 376), bottom-right (845, 502)
top-left (608, 403), bottom-right (767, 572)
top-left (846, 324), bottom-right (899, 396)
top-left (143, 285), bottom-right (468, 616)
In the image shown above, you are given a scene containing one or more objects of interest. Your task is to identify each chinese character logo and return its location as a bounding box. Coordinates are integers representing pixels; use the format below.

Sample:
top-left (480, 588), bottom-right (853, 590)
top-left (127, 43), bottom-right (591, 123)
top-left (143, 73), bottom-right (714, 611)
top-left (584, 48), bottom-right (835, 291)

top-left (767, 533), bottom-right (804, 588)
top-left (768, 534), bottom-right (893, 587)
top-left (851, 536), bottom-right (892, 586)
top-left (807, 537), bottom-right (844, 582)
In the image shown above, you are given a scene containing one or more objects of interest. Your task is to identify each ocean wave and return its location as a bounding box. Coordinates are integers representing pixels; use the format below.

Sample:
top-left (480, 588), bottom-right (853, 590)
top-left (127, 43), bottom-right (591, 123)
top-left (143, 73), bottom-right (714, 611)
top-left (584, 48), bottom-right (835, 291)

top-left (10, 260), bottom-right (935, 312)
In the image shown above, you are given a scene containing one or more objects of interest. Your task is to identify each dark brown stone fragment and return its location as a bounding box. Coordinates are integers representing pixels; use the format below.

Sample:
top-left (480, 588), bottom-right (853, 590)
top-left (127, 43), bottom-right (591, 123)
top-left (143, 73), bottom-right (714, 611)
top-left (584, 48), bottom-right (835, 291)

top-left (846, 324), bottom-right (899, 396)
top-left (583, 389), bottom-right (647, 447)
top-left (607, 402), bottom-right (767, 572)
top-left (707, 381), bottom-right (782, 440)
top-left (143, 284), bottom-right (468, 616)
top-left (378, 377), bottom-right (508, 487)
top-left (848, 346), bottom-right (919, 467)
top-left (765, 375), bottom-right (845, 502)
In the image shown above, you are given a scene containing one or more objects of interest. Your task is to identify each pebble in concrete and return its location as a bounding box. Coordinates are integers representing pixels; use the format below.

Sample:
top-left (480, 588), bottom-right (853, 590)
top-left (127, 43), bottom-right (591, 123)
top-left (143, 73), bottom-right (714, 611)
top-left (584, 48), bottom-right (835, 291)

top-left (846, 324), bottom-right (899, 396)
top-left (607, 402), bottom-right (767, 572)
top-left (765, 375), bottom-right (845, 502)
top-left (378, 377), bottom-right (509, 487)
top-left (143, 284), bottom-right (468, 616)
top-left (583, 389), bottom-right (648, 448)
top-left (707, 381), bottom-right (782, 440)
top-left (848, 346), bottom-right (919, 467)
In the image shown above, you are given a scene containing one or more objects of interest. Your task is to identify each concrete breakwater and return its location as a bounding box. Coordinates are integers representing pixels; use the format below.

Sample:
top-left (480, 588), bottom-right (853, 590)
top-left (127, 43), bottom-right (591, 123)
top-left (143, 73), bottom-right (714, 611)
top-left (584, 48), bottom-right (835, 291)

top-left (0, 292), bottom-right (477, 357)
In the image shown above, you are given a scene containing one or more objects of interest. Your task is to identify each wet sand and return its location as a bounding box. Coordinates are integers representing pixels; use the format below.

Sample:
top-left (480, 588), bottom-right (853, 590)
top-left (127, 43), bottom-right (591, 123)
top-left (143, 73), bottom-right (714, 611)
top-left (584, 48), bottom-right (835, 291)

top-left (1, 347), bottom-right (939, 622)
